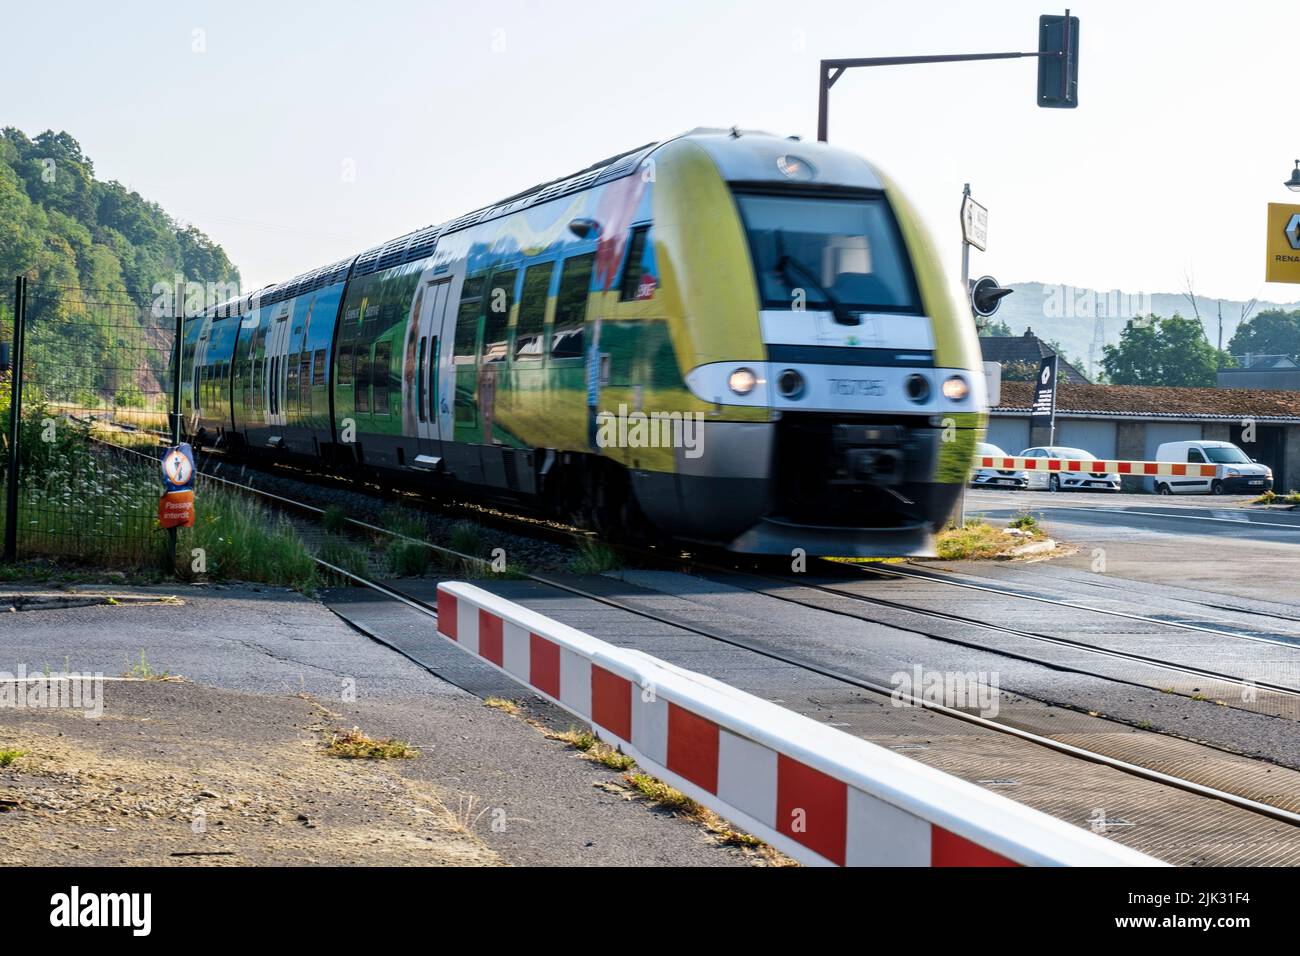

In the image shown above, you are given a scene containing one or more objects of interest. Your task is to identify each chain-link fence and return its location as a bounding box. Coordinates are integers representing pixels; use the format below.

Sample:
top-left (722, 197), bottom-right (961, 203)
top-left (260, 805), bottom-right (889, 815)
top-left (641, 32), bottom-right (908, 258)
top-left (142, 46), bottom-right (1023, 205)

top-left (2, 279), bottom-right (179, 567)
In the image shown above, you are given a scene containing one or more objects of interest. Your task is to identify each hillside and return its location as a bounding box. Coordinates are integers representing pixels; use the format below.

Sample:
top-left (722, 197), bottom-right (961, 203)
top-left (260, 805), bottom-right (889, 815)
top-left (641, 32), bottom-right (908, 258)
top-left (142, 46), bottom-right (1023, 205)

top-left (993, 282), bottom-right (1300, 379)
top-left (0, 127), bottom-right (239, 298)
top-left (0, 128), bottom-right (240, 407)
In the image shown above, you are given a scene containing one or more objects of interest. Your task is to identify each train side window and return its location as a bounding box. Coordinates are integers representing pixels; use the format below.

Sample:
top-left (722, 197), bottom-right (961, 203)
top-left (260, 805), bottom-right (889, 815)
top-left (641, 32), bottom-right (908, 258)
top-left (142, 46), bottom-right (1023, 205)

top-left (299, 352), bottom-right (312, 405)
top-left (417, 337), bottom-right (427, 423)
top-left (515, 263), bottom-right (551, 361)
top-left (355, 346), bottom-right (371, 413)
top-left (551, 252), bottom-right (594, 360)
top-left (286, 353), bottom-right (300, 405)
top-left (428, 335), bottom-right (439, 419)
top-left (313, 349), bottom-right (327, 386)
top-left (618, 226), bottom-right (651, 300)
top-left (373, 341), bottom-right (392, 415)
top-left (337, 343), bottom-right (354, 385)
top-left (482, 269), bottom-right (516, 364)
top-left (454, 275), bottom-right (485, 365)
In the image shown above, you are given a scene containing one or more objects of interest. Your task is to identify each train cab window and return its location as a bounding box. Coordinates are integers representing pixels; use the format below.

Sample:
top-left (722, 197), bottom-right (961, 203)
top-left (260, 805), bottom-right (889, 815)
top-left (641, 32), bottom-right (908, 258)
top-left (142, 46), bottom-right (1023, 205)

top-left (733, 192), bottom-right (919, 313)
top-left (482, 269), bottom-right (516, 364)
top-left (618, 226), bottom-right (651, 300)
top-left (355, 347), bottom-right (371, 413)
top-left (515, 263), bottom-right (551, 361)
top-left (454, 276), bottom-right (485, 365)
top-left (373, 342), bottom-right (392, 414)
top-left (551, 253), bottom-right (594, 360)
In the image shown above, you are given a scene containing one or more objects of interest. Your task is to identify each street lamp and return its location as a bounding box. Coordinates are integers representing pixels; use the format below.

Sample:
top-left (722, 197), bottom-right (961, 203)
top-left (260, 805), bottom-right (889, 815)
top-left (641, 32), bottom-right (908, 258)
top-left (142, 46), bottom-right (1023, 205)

top-left (1286, 160), bottom-right (1300, 192)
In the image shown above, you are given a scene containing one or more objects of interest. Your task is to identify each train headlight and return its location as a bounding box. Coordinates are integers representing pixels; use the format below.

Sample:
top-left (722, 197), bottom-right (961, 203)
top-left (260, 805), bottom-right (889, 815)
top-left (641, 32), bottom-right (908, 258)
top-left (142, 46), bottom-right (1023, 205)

top-left (776, 368), bottom-right (805, 399)
top-left (942, 375), bottom-right (970, 401)
top-left (728, 367), bottom-right (758, 395)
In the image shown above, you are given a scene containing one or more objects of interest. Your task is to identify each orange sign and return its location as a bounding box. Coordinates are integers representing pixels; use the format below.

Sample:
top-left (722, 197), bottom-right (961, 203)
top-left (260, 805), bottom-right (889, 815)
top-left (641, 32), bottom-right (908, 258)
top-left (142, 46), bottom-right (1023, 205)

top-left (158, 490), bottom-right (195, 529)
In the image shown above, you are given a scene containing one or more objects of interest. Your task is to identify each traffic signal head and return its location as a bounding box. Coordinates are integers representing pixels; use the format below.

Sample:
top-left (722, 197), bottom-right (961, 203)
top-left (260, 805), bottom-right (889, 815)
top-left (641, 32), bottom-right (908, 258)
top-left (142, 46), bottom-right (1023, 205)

top-left (1038, 13), bottom-right (1079, 108)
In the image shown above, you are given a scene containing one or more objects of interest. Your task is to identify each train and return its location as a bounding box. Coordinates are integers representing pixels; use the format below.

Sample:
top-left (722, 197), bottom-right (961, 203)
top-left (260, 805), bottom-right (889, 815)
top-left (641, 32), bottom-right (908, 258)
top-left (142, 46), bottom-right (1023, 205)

top-left (184, 127), bottom-right (986, 556)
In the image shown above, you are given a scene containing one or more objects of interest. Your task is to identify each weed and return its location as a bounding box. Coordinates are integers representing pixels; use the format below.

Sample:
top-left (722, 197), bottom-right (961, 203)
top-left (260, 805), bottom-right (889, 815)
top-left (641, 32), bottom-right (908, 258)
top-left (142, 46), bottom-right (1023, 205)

top-left (322, 506), bottom-right (349, 534)
top-left (570, 538), bottom-right (621, 575)
top-left (385, 538), bottom-right (431, 577)
top-left (324, 727), bottom-right (418, 760)
top-left (0, 749), bottom-right (26, 767)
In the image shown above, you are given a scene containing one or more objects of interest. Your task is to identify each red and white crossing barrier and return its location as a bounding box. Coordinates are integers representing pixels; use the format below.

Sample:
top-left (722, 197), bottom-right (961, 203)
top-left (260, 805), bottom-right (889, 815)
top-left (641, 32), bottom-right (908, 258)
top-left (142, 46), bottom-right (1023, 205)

top-left (435, 581), bottom-right (1161, 867)
top-left (977, 456), bottom-right (1217, 478)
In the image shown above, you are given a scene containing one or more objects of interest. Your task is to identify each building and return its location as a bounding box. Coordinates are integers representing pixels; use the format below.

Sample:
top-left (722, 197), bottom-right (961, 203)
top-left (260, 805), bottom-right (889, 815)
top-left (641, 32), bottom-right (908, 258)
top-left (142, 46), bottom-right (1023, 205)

top-left (979, 329), bottom-right (1091, 384)
top-left (987, 381), bottom-right (1300, 492)
top-left (1218, 355), bottom-right (1300, 391)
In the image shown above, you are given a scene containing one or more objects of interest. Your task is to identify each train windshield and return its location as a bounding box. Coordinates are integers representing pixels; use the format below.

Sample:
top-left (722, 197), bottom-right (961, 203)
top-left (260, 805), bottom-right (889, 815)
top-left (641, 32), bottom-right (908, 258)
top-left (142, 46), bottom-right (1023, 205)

top-left (734, 191), bottom-right (920, 313)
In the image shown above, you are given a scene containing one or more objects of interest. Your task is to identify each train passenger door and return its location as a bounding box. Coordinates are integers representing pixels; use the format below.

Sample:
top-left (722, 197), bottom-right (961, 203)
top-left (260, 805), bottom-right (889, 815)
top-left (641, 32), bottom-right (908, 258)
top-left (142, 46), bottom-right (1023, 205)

top-left (263, 303), bottom-right (293, 435)
top-left (411, 276), bottom-right (454, 470)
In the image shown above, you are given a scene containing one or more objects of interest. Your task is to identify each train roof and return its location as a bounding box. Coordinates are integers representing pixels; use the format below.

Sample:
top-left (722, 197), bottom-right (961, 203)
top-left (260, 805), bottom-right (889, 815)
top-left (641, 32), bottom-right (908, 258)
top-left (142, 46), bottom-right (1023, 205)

top-left (204, 128), bottom-right (879, 319)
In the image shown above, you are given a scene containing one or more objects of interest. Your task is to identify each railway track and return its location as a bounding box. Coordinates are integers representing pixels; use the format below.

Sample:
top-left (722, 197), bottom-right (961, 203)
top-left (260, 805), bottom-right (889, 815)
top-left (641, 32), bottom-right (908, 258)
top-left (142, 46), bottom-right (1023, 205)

top-left (84, 435), bottom-right (1300, 855)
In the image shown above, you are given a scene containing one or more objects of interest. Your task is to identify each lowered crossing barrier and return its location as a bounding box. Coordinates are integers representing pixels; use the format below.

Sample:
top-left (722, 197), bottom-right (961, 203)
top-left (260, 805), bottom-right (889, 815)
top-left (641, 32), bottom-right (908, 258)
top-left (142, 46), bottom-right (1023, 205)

top-left (976, 455), bottom-right (1217, 477)
top-left (435, 581), bottom-right (1162, 867)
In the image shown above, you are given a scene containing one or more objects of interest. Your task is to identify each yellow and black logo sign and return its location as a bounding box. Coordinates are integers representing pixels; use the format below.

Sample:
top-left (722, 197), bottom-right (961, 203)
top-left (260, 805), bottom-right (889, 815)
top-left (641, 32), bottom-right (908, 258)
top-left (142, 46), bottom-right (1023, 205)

top-left (1265, 203), bottom-right (1300, 284)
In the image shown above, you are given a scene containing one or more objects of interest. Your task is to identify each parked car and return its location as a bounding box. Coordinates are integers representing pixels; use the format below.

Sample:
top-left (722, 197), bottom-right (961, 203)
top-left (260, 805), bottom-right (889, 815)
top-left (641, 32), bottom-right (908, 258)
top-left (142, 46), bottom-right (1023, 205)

top-left (1151, 440), bottom-right (1273, 495)
top-left (1018, 445), bottom-right (1121, 492)
top-left (970, 442), bottom-right (1028, 489)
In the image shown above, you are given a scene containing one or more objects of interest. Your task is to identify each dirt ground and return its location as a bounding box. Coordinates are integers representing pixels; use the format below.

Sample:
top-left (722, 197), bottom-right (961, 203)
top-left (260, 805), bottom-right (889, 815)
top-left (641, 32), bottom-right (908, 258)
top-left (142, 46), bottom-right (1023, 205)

top-left (0, 680), bottom-right (498, 866)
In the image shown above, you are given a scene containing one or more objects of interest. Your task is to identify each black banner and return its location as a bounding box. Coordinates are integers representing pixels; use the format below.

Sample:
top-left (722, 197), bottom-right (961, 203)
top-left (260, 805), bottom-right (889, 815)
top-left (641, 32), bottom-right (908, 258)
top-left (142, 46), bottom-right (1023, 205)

top-left (1030, 354), bottom-right (1059, 430)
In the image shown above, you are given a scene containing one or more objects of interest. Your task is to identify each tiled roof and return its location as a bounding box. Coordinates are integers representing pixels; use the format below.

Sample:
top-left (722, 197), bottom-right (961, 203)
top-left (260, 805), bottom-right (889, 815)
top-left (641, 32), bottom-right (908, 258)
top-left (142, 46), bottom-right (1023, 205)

top-left (978, 332), bottom-right (1090, 383)
top-left (994, 381), bottom-right (1300, 421)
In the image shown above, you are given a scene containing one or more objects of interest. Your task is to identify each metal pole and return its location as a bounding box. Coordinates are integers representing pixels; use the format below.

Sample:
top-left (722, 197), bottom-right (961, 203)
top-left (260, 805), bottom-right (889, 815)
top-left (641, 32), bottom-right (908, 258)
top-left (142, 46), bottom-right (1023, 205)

top-left (817, 64), bottom-right (831, 142)
top-left (4, 276), bottom-right (27, 562)
top-left (954, 185), bottom-right (972, 529)
top-left (167, 283), bottom-right (184, 572)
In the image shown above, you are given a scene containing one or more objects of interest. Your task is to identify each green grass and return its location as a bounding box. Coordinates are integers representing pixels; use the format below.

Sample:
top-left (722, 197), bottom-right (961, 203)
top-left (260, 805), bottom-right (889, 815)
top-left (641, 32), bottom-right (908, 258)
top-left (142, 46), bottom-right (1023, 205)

top-left (380, 507), bottom-right (429, 540)
top-left (447, 521), bottom-right (487, 561)
top-left (569, 538), bottom-right (621, 574)
top-left (122, 650), bottom-right (175, 680)
top-left (1008, 511), bottom-right (1042, 533)
top-left (316, 535), bottom-right (373, 580)
top-left (322, 505), bottom-right (349, 534)
top-left (0, 749), bottom-right (26, 767)
top-left (385, 537), bottom-right (432, 577)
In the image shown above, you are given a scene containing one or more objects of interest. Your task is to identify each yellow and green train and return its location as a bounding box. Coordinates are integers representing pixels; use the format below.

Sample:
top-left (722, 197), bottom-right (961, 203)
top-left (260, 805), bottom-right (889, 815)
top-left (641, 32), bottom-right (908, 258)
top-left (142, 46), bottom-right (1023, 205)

top-left (184, 128), bottom-right (986, 556)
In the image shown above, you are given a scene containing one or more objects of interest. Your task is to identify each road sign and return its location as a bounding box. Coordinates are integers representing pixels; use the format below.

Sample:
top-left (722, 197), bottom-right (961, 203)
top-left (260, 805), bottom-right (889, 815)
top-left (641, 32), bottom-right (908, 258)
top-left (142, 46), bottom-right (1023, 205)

top-left (159, 443), bottom-right (196, 529)
top-left (1265, 203), bottom-right (1300, 284)
top-left (961, 194), bottom-right (989, 251)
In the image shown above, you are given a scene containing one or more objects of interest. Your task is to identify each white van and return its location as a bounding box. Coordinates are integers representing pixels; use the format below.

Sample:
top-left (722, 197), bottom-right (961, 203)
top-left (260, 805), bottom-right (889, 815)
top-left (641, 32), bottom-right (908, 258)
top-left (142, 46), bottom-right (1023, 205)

top-left (1151, 440), bottom-right (1273, 495)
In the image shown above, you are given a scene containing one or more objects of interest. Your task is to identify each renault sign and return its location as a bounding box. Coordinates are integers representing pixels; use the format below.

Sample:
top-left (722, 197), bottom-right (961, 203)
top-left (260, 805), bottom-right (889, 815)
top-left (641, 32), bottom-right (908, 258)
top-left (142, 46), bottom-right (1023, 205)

top-left (1265, 203), bottom-right (1300, 284)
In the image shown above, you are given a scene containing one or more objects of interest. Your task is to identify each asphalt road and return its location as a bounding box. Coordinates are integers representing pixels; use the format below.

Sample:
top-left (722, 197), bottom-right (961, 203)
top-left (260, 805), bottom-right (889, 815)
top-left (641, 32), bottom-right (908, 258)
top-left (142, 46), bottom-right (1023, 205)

top-left (966, 488), bottom-right (1300, 546)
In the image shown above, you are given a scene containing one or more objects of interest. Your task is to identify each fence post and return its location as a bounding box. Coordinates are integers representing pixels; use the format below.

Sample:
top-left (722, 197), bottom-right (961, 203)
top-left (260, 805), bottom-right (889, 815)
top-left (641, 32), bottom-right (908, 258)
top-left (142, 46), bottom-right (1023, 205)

top-left (167, 286), bottom-right (184, 572)
top-left (4, 275), bottom-right (27, 563)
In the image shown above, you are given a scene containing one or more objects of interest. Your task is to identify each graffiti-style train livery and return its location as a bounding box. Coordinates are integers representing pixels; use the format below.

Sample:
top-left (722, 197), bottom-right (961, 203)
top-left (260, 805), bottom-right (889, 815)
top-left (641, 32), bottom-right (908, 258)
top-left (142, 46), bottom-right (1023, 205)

top-left (185, 128), bottom-right (986, 555)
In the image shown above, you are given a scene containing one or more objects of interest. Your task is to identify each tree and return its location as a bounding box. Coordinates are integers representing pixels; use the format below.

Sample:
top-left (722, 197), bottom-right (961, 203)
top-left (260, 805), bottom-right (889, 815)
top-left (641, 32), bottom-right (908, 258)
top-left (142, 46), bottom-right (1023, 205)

top-left (1227, 309), bottom-right (1300, 364)
top-left (980, 318), bottom-right (1013, 337)
top-left (1101, 314), bottom-right (1228, 387)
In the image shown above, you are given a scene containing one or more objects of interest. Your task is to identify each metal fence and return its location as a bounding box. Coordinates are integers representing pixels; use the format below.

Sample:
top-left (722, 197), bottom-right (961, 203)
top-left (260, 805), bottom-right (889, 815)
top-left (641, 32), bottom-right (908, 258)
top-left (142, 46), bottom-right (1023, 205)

top-left (2, 277), bottom-right (180, 567)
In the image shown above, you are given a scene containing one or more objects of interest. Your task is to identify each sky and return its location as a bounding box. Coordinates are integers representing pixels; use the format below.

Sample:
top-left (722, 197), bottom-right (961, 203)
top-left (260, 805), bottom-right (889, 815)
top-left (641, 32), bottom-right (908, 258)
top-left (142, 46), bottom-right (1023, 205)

top-left (5, 0), bottom-right (1299, 303)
